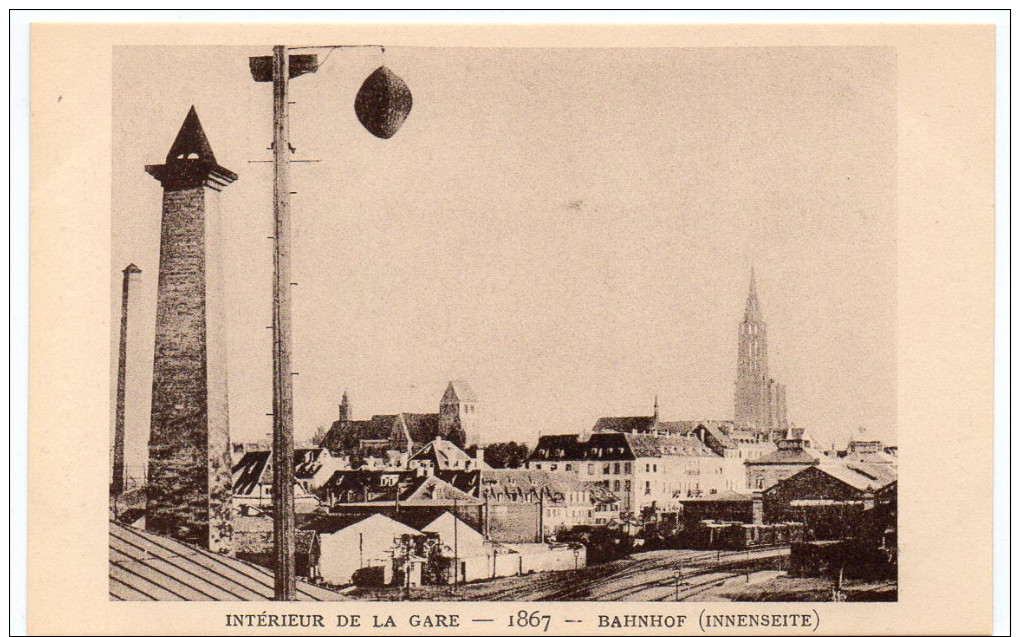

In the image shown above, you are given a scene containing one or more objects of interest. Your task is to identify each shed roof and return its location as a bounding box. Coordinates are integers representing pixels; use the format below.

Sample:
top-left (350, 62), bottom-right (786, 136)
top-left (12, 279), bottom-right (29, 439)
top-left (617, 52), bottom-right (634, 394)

top-left (109, 522), bottom-right (342, 601)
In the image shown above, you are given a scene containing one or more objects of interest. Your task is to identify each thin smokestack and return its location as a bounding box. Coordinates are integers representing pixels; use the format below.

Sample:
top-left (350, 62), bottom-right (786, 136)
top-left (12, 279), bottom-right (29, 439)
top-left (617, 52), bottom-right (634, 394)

top-left (112, 264), bottom-right (141, 496)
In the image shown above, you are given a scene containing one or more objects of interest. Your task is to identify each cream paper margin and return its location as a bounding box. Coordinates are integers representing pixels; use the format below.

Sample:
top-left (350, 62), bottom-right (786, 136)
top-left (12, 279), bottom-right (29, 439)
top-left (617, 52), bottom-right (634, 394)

top-left (28, 23), bottom-right (994, 636)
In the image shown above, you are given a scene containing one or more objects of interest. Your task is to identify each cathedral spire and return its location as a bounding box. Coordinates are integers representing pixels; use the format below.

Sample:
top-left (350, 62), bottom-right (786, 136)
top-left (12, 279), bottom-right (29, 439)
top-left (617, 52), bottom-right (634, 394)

top-left (744, 267), bottom-right (762, 323)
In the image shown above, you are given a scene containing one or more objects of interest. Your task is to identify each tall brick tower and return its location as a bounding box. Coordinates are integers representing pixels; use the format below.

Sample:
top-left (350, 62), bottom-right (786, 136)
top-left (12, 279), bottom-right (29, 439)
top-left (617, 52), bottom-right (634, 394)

top-left (144, 107), bottom-right (237, 553)
top-left (112, 263), bottom-right (143, 496)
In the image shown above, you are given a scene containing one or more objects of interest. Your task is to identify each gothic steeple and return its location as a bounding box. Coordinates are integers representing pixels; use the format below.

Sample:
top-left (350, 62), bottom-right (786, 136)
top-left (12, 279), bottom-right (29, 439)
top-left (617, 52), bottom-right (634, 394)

top-left (735, 268), bottom-right (770, 433)
top-left (744, 267), bottom-right (763, 323)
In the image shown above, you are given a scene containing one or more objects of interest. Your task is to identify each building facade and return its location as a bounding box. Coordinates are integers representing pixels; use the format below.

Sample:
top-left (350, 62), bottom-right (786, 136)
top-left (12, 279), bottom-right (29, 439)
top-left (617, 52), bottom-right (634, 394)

top-left (528, 432), bottom-right (734, 520)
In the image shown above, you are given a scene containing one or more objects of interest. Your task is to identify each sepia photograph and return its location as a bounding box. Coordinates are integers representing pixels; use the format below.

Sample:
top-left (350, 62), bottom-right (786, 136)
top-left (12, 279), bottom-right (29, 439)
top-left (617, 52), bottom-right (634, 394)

top-left (108, 43), bottom-right (898, 603)
top-left (24, 15), bottom-right (1001, 636)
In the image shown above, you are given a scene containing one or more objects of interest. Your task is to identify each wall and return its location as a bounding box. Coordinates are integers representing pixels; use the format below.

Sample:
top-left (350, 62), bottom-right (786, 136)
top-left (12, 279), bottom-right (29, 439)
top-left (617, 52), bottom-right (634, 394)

top-left (516, 544), bottom-right (586, 574)
top-left (485, 502), bottom-right (541, 543)
top-left (319, 526), bottom-right (405, 586)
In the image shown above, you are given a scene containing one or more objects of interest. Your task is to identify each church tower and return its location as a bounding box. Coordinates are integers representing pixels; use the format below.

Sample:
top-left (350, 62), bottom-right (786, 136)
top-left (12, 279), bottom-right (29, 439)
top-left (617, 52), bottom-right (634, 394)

top-left (144, 107), bottom-right (237, 553)
top-left (735, 269), bottom-right (773, 434)
top-left (438, 380), bottom-right (479, 449)
top-left (339, 390), bottom-right (351, 423)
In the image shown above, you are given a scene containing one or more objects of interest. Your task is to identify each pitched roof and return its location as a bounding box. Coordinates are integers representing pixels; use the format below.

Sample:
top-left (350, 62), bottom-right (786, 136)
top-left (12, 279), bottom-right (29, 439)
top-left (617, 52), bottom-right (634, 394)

top-left (443, 380), bottom-right (477, 403)
top-left (813, 462), bottom-right (897, 492)
top-left (109, 522), bottom-right (342, 601)
top-left (409, 438), bottom-right (473, 469)
top-left (693, 489), bottom-right (753, 502)
top-left (479, 469), bottom-right (588, 503)
top-left (626, 434), bottom-right (717, 458)
top-left (294, 448), bottom-right (327, 480)
top-left (434, 469), bottom-right (481, 497)
top-left (321, 415), bottom-right (398, 451)
top-left (746, 447), bottom-right (822, 466)
top-left (530, 434), bottom-right (590, 460)
top-left (655, 420), bottom-right (700, 436)
top-left (232, 449), bottom-right (329, 494)
top-left (531, 431), bottom-right (721, 462)
top-left (402, 474), bottom-right (481, 503)
top-left (232, 451), bottom-right (271, 496)
top-left (593, 416), bottom-right (655, 433)
top-left (322, 470), bottom-right (427, 501)
top-left (304, 512), bottom-right (422, 537)
top-left (400, 413), bottom-right (441, 444)
top-left (690, 421), bottom-right (737, 449)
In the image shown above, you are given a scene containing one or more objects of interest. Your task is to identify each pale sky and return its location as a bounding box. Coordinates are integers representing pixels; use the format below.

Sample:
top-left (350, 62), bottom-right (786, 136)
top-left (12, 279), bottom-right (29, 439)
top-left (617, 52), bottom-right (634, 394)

top-left (112, 45), bottom-right (896, 450)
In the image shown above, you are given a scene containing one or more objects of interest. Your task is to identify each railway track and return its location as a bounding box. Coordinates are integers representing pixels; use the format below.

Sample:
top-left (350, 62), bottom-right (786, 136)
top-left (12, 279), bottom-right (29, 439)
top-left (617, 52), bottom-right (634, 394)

top-left (536, 545), bottom-right (788, 601)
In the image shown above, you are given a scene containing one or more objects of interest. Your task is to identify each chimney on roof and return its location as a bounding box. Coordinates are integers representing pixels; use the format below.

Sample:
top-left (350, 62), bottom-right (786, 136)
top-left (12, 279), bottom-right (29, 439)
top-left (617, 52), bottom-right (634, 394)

top-left (475, 446), bottom-right (485, 471)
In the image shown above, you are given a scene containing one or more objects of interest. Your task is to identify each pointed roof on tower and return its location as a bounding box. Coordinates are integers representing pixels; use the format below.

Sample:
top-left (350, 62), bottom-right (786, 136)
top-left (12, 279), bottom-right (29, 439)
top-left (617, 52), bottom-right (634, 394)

top-left (744, 267), bottom-right (763, 323)
top-left (165, 105), bottom-right (218, 164)
top-left (145, 106), bottom-right (237, 190)
top-left (442, 380), bottom-right (477, 403)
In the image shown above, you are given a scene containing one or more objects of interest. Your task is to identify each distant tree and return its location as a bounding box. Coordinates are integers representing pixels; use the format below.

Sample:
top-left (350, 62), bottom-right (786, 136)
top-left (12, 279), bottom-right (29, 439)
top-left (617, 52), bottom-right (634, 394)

top-left (482, 441), bottom-right (531, 469)
top-left (310, 425), bottom-right (329, 447)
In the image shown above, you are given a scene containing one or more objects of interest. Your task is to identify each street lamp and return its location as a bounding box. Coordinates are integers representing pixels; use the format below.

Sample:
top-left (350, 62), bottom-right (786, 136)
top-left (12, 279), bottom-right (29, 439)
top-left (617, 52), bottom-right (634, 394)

top-left (250, 44), bottom-right (412, 601)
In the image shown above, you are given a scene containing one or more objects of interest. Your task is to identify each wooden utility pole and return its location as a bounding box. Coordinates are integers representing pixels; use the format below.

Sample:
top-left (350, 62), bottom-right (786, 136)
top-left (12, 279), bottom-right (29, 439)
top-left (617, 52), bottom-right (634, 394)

top-left (270, 44), bottom-right (297, 602)
top-left (249, 42), bottom-right (410, 600)
top-left (453, 499), bottom-right (459, 588)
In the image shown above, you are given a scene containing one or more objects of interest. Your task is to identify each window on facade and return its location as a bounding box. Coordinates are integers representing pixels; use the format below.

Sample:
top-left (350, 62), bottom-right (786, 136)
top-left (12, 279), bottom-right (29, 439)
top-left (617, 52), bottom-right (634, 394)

top-left (614, 462), bottom-right (620, 475)
top-left (624, 462), bottom-right (631, 474)
top-left (588, 463), bottom-right (594, 475)
top-left (603, 480), bottom-right (610, 488)
top-left (755, 476), bottom-right (764, 488)
top-left (644, 481), bottom-right (651, 495)
top-left (550, 464), bottom-right (557, 471)
top-left (603, 465), bottom-right (610, 475)
top-left (534, 463), bottom-right (542, 470)
top-left (565, 464), bottom-right (572, 472)
top-left (624, 480), bottom-right (631, 491)
top-left (613, 480), bottom-right (620, 491)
